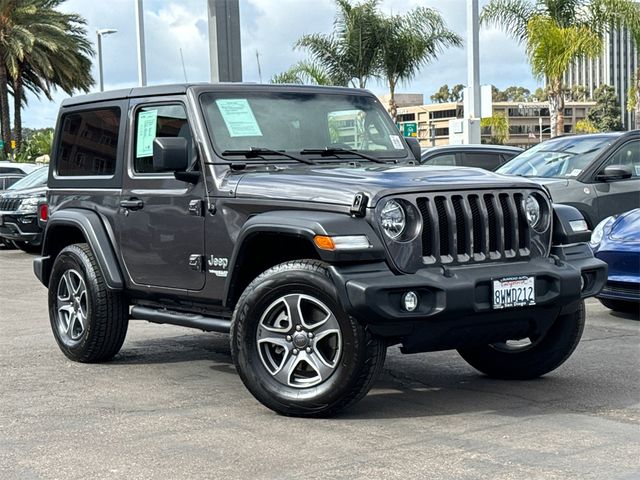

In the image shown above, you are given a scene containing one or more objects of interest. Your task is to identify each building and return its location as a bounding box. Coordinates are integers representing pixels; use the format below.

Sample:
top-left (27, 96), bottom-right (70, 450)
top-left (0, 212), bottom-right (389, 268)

top-left (396, 100), bottom-right (596, 148)
top-left (563, 26), bottom-right (638, 129)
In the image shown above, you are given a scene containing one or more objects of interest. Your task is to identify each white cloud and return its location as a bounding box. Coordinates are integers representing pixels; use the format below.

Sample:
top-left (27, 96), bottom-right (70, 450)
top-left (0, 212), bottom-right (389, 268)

top-left (21, 0), bottom-right (539, 129)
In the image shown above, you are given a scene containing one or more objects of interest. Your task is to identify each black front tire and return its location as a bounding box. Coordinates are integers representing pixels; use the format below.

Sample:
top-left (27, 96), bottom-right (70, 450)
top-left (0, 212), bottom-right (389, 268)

top-left (48, 243), bottom-right (128, 362)
top-left (457, 302), bottom-right (585, 380)
top-left (230, 260), bottom-right (386, 417)
top-left (599, 298), bottom-right (639, 315)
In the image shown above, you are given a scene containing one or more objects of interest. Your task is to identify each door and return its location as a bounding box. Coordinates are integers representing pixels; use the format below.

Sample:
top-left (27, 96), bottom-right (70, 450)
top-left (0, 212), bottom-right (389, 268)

top-left (591, 139), bottom-right (640, 222)
top-left (118, 100), bottom-right (206, 291)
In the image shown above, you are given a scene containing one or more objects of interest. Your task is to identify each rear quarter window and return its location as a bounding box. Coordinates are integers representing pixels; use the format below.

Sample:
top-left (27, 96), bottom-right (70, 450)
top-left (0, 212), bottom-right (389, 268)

top-left (56, 107), bottom-right (121, 177)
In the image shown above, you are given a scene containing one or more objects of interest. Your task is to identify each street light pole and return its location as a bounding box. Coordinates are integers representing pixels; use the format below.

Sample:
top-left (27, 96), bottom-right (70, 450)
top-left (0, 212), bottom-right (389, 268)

top-left (135, 0), bottom-right (147, 86)
top-left (96, 28), bottom-right (117, 92)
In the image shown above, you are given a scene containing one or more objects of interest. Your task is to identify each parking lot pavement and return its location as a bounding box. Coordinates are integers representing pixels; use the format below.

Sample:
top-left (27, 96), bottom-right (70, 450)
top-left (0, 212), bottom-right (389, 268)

top-left (0, 248), bottom-right (638, 480)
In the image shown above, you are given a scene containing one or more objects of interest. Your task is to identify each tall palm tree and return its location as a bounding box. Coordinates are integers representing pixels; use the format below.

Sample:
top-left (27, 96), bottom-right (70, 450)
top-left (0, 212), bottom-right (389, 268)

top-left (295, 0), bottom-right (381, 88)
top-left (0, 0), bottom-right (93, 154)
top-left (482, 0), bottom-right (638, 136)
top-left (377, 7), bottom-right (461, 122)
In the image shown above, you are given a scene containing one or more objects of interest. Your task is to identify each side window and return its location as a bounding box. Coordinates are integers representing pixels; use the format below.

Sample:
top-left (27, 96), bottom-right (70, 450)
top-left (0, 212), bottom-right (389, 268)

top-left (425, 153), bottom-right (456, 166)
top-left (464, 152), bottom-right (501, 170)
top-left (57, 108), bottom-right (120, 176)
top-left (599, 140), bottom-right (640, 178)
top-left (0, 167), bottom-right (22, 174)
top-left (134, 104), bottom-right (192, 174)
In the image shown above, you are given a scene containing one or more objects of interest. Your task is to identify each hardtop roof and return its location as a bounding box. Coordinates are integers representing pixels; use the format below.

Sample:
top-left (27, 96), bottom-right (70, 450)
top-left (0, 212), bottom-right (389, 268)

top-left (60, 83), bottom-right (373, 107)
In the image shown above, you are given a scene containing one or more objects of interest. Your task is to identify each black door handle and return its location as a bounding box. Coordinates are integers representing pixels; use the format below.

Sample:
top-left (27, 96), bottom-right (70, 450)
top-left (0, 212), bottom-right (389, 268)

top-left (120, 198), bottom-right (144, 211)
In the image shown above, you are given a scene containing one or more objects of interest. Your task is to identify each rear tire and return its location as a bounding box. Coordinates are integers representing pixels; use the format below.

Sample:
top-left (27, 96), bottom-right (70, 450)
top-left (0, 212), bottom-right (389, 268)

top-left (48, 243), bottom-right (128, 362)
top-left (457, 302), bottom-right (585, 380)
top-left (230, 260), bottom-right (386, 417)
top-left (599, 298), bottom-right (639, 315)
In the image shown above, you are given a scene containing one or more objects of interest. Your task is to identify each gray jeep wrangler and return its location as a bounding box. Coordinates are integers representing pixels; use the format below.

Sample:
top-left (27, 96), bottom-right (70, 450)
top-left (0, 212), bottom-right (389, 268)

top-left (34, 84), bottom-right (606, 417)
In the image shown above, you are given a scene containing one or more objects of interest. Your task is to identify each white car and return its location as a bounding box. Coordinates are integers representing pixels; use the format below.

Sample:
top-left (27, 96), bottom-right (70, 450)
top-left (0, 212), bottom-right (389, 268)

top-left (0, 161), bottom-right (41, 175)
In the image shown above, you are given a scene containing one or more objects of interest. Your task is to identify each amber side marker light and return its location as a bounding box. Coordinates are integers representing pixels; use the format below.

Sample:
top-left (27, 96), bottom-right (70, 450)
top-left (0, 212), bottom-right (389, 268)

top-left (313, 235), bottom-right (371, 251)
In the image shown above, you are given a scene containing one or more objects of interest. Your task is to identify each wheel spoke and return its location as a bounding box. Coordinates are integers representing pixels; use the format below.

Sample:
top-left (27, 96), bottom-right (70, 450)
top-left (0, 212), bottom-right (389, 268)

top-left (66, 312), bottom-right (77, 337)
top-left (256, 329), bottom-right (289, 349)
top-left (282, 294), bottom-right (303, 326)
top-left (58, 272), bottom-right (72, 302)
top-left (303, 351), bottom-right (334, 383)
top-left (273, 351), bottom-right (300, 385)
top-left (312, 311), bottom-right (340, 336)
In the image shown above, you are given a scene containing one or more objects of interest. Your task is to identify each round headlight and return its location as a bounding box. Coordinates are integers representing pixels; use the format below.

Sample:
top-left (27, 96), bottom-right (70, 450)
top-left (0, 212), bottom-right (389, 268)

top-left (525, 195), bottom-right (541, 229)
top-left (589, 216), bottom-right (612, 248)
top-left (380, 200), bottom-right (406, 239)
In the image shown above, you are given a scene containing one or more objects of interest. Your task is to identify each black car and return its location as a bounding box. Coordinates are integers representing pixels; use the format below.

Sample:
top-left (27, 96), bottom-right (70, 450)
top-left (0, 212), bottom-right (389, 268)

top-left (497, 132), bottom-right (640, 227)
top-left (420, 144), bottom-right (523, 170)
top-left (34, 83), bottom-right (605, 417)
top-left (0, 166), bottom-right (48, 252)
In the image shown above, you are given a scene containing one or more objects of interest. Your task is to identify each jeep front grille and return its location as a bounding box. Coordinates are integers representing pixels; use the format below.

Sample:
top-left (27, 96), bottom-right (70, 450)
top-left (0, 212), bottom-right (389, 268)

top-left (0, 197), bottom-right (21, 212)
top-left (416, 192), bottom-right (531, 265)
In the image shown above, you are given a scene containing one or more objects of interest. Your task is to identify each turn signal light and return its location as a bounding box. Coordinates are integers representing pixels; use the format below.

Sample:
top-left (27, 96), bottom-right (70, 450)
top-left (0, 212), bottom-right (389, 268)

top-left (313, 235), bottom-right (371, 251)
top-left (313, 235), bottom-right (336, 250)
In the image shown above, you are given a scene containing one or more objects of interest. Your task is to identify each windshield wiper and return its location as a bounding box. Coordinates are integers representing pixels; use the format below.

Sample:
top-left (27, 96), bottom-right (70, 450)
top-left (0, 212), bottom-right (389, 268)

top-left (300, 147), bottom-right (387, 164)
top-left (221, 147), bottom-right (316, 165)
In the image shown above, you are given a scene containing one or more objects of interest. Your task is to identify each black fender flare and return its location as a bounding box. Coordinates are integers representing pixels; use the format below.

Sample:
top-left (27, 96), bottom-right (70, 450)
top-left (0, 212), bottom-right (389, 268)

top-left (35, 209), bottom-right (124, 289)
top-left (552, 204), bottom-right (591, 245)
top-left (223, 210), bottom-right (385, 306)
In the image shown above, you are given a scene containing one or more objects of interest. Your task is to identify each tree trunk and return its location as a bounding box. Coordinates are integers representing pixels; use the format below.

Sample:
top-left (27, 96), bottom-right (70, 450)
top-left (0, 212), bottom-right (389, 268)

top-left (635, 65), bottom-right (640, 130)
top-left (0, 61), bottom-right (11, 157)
top-left (387, 79), bottom-right (397, 124)
top-left (547, 79), bottom-right (564, 137)
top-left (12, 73), bottom-right (22, 151)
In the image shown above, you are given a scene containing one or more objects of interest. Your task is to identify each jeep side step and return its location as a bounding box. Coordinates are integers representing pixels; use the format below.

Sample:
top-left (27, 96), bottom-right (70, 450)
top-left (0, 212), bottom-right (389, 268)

top-left (130, 306), bottom-right (231, 333)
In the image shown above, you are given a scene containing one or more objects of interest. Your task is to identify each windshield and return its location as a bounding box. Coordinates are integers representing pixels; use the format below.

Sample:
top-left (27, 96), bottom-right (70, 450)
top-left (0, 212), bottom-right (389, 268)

top-left (199, 91), bottom-right (408, 160)
top-left (9, 166), bottom-right (48, 190)
top-left (497, 136), bottom-right (613, 178)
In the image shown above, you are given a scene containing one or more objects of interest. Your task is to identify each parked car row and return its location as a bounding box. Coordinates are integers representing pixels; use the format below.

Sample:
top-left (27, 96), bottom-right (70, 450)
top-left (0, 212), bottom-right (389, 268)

top-left (0, 166), bottom-right (49, 253)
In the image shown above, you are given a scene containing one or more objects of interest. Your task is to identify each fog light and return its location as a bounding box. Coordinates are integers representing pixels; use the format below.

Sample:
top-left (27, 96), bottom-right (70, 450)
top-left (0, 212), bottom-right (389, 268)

top-left (580, 275), bottom-right (585, 291)
top-left (402, 291), bottom-right (418, 312)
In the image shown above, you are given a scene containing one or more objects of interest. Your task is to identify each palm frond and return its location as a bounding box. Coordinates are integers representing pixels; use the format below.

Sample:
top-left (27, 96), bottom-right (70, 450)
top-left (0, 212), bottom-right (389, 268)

top-left (481, 0), bottom-right (536, 42)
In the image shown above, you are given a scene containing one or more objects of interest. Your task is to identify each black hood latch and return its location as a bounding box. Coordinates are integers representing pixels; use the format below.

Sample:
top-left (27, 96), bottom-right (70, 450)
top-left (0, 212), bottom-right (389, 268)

top-left (350, 192), bottom-right (368, 218)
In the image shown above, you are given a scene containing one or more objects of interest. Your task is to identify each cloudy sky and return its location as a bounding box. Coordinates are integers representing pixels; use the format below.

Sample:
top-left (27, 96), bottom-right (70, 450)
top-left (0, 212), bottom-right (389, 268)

top-left (22, 0), bottom-right (541, 128)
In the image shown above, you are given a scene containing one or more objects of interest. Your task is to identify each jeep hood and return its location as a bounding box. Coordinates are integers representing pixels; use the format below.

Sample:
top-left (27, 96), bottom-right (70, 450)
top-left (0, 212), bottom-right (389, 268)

top-left (233, 165), bottom-right (541, 206)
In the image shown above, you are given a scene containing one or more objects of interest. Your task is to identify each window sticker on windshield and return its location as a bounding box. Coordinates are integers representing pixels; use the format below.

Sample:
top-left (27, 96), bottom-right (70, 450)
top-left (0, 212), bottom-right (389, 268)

top-left (568, 168), bottom-right (582, 176)
top-left (216, 99), bottom-right (263, 137)
top-left (136, 109), bottom-right (158, 158)
top-left (390, 135), bottom-right (403, 149)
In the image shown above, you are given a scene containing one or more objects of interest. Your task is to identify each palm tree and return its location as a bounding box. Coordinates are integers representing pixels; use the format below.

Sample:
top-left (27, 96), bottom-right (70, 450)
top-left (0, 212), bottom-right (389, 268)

top-left (377, 7), bottom-right (461, 122)
top-left (0, 0), bottom-right (93, 154)
top-left (295, 0), bottom-right (380, 88)
top-left (270, 61), bottom-right (343, 86)
top-left (482, 0), bottom-right (638, 136)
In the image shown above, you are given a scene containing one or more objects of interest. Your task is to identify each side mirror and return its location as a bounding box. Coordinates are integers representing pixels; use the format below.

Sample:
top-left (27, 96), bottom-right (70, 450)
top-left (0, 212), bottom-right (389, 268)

top-left (153, 137), bottom-right (189, 172)
top-left (404, 136), bottom-right (421, 162)
top-left (596, 164), bottom-right (632, 182)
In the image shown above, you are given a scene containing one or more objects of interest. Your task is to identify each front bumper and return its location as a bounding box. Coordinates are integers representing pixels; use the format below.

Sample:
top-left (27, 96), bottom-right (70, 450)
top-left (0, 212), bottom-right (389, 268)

top-left (0, 213), bottom-right (42, 244)
top-left (330, 243), bottom-right (606, 353)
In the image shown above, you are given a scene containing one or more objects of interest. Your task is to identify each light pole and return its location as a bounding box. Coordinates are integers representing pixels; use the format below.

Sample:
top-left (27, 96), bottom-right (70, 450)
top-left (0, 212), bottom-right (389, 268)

top-left (96, 28), bottom-right (117, 92)
top-left (135, 0), bottom-right (147, 86)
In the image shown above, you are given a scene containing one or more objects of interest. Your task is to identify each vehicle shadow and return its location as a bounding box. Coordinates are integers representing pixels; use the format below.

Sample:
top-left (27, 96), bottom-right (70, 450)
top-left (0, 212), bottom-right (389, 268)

top-left (109, 332), bottom-right (637, 420)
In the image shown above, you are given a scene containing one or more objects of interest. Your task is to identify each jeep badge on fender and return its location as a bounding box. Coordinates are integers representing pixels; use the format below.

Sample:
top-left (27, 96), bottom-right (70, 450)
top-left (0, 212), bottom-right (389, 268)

top-left (33, 84), bottom-right (607, 417)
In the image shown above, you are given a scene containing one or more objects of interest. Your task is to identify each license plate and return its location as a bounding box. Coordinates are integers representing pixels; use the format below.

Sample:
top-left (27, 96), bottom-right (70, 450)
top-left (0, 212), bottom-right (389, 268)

top-left (492, 276), bottom-right (535, 309)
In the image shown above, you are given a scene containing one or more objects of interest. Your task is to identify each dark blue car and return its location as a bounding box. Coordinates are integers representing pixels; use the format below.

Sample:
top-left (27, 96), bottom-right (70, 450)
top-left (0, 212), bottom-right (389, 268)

top-left (590, 208), bottom-right (640, 314)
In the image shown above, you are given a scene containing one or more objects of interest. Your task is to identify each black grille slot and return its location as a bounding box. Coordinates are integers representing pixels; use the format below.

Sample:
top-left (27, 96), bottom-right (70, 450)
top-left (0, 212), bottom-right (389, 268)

top-left (484, 194), bottom-right (498, 252)
top-left (514, 193), bottom-right (529, 249)
top-left (417, 198), bottom-right (433, 256)
top-left (0, 197), bottom-right (21, 212)
top-left (499, 194), bottom-right (514, 251)
top-left (417, 191), bottom-right (532, 265)
top-left (435, 197), bottom-right (450, 256)
top-left (469, 195), bottom-right (483, 254)
top-left (452, 196), bottom-right (467, 256)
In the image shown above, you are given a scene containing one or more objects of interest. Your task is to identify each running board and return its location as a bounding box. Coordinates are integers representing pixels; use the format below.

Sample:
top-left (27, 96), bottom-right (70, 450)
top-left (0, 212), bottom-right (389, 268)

top-left (130, 306), bottom-right (231, 333)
